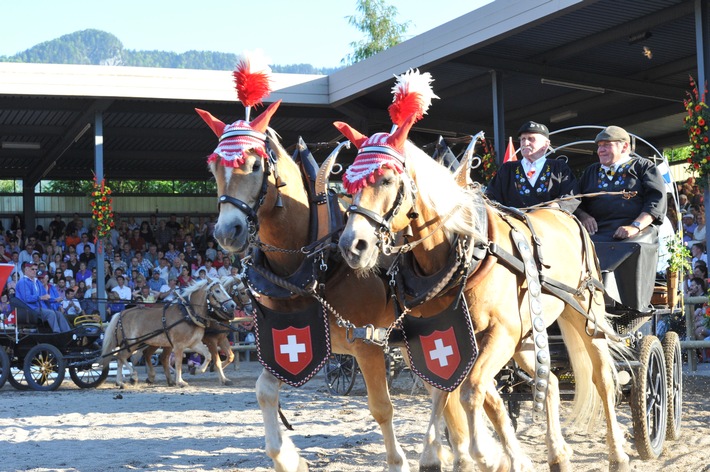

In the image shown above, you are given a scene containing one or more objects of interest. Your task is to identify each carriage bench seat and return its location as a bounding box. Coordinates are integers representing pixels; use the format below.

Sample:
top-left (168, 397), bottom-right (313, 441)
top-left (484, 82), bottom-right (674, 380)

top-left (9, 296), bottom-right (43, 328)
top-left (592, 226), bottom-right (659, 314)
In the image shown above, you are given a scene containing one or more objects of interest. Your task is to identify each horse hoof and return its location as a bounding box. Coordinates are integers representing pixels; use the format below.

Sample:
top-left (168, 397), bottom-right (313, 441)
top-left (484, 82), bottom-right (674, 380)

top-left (419, 465), bottom-right (442, 472)
top-left (178, 382), bottom-right (189, 388)
top-left (549, 460), bottom-right (572, 472)
top-left (296, 457), bottom-right (309, 472)
top-left (223, 379), bottom-right (233, 386)
top-left (145, 378), bottom-right (154, 384)
top-left (454, 458), bottom-right (476, 472)
top-left (608, 461), bottom-right (630, 472)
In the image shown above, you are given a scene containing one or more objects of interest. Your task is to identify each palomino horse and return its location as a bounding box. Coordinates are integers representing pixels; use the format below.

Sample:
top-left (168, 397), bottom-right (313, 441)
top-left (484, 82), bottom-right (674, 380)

top-left (198, 102), bottom-right (478, 471)
top-left (142, 317), bottom-right (235, 386)
top-left (101, 279), bottom-right (236, 388)
top-left (337, 127), bottom-right (631, 472)
top-left (142, 274), bottom-right (253, 386)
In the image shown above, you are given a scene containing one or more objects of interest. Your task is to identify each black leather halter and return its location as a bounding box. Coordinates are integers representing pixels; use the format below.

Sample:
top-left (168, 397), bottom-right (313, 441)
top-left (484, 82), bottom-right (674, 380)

top-left (216, 149), bottom-right (273, 233)
top-left (345, 181), bottom-right (415, 247)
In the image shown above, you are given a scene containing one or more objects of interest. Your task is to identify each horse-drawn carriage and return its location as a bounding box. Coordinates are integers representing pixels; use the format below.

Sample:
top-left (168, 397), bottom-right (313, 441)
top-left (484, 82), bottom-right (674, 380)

top-left (0, 265), bottom-right (108, 391)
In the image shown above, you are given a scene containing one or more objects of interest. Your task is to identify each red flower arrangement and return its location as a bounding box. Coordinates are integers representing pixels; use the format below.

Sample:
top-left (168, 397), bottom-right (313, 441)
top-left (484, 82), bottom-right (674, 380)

top-left (479, 138), bottom-right (498, 183)
top-left (90, 177), bottom-right (114, 239)
top-left (684, 76), bottom-right (710, 183)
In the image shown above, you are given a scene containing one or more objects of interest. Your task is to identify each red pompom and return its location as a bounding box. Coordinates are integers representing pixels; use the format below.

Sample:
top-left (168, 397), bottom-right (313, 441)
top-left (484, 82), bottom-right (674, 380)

top-left (389, 92), bottom-right (425, 127)
top-left (233, 69), bottom-right (272, 108)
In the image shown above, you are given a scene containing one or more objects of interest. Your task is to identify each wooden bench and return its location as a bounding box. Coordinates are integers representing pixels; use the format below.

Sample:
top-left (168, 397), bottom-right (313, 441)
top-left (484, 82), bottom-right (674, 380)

top-left (233, 341), bottom-right (257, 362)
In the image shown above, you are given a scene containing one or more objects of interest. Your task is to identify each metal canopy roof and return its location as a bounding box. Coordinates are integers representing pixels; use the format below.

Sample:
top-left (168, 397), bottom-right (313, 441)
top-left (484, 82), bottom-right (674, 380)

top-left (0, 0), bottom-right (705, 184)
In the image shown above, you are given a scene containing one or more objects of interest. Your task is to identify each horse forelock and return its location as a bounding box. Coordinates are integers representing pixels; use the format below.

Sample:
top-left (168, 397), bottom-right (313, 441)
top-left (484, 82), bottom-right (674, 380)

top-left (181, 278), bottom-right (210, 299)
top-left (403, 141), bottom-right (485, 242)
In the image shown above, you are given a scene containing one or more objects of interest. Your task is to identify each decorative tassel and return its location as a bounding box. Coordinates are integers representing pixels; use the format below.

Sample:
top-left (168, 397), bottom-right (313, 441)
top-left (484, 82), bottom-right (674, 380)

top-left (388, 69), bottom-right (439, 127)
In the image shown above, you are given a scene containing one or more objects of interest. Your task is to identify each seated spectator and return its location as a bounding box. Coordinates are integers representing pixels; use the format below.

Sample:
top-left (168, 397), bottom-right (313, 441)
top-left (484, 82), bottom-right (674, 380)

top-left (147, 269), bottom-right (167, 292)
top-left (79, 244), bottom-right (97, 270)
top-left (62, 288), bottom-right (84, 317)
top-left (682, 212), bottom-right (697, 243)
top-left (75, 261), bottom-right (92, 285)
top-left (15, 262), bottom-right (72, 333)
top-left (198, 258), bottom-right (219, 279)
top-left (111, 275), bottom-right (132, 304)
top-left (81, 290), bottom-right (100, 315)
top-left (0, 293), bottom-right (12, 323)
top-left (205, 239), bottom-right (218, 263)
top-left (158, 276), bottom-right (179, 302)
top-left (135, 285), bottom-right (157, 305)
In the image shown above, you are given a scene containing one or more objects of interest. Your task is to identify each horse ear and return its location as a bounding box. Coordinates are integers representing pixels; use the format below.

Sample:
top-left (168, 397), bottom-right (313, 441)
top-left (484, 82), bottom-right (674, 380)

top-left (333, 121), bottom-right (369, 149)
top-left (250, 100), bottom-right (282, 133)
top-left (195, 108), bottom-right (226, 137)
top-left (388, 113), bottom-right (418, 151)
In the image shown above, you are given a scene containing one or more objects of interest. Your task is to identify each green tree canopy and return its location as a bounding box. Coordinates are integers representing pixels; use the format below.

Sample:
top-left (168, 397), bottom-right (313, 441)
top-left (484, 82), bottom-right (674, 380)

top-left (343, 0), bottom-right (411, 65)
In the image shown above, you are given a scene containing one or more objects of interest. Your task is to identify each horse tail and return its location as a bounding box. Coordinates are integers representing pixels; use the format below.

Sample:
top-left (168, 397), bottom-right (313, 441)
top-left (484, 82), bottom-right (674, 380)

top-left (557, 310), bottom-right (630, 432)
top-left (100, 312), bottom-right (121, 366)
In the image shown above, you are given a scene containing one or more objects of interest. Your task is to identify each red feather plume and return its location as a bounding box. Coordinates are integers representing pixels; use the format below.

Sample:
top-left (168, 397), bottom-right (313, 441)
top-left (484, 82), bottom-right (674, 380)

top-left (232, 51), bottom-right (272, 108)
top-left (387, 69), bottom-right (438, 127)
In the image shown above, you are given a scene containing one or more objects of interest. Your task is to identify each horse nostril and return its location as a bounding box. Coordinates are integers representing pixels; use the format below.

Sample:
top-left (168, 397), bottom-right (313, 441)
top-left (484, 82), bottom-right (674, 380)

top-left (355, 239), bottom-right (369, 253)
top-left (234, 224), bottom-right (243, 236)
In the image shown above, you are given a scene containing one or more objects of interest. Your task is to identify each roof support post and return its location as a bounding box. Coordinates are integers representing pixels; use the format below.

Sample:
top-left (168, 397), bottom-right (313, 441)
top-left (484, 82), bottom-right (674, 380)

top-left (22, 186), bottom-right (35, 235)
top-left (94, 111), bottom-right (107, 322)
top-left (695, 0), bottom-right (710, 253)
top-left (490, 70), bottom-right (506, 165)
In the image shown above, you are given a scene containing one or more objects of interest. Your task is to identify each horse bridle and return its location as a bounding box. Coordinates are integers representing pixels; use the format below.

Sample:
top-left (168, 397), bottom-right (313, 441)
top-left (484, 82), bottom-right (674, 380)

top-left (204, 279), bottom-right (236, 319)
top-left (216, 142), bottom-right (278, 234)
top-left (345, 176), bottom-right (418, 254)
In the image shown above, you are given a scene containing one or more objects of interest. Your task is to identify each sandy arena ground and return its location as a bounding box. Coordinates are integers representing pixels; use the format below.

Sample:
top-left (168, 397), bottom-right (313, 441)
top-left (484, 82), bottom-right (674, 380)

top-left (1, 357), bottom-right (709, 472)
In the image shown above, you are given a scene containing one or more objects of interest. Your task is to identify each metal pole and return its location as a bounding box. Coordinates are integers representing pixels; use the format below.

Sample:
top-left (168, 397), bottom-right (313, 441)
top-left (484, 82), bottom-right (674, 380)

top-left (696, 0), bottom-right (710, 258)
top-left (94, 111), bottom-right (107, 322)
top-left (490, 70), bottom-right (505, 165)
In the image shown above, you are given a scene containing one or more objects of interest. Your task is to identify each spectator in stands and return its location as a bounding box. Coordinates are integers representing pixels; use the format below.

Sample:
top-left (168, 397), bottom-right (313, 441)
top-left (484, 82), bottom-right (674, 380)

top-left (177, 266), bottom-right (192, 288)
top-left (120, 242), bottom-right (133, 267)
top-left (111, 275), bottom-right (132, 304)
top-left (48, 214), bottom-right (66, 241)
top-left (139, 221), bottom-right (155, 247)
top-left (144, 244), bottom-right (160, 266)
top-left (54, 277), bottom-right (67, 300)
top-left (66, 252), bottom-right (80, 279)
top-left (135, 285), bottom-right (157, 304)
top-left (111, 252), bottom-right (127, 273)
top-left (205, 239), bottom-right (218, 263)
top-left (199, 258), bottom-right (219, 279)
top-left (217, 255), bottom-right (232, 278)
top-left (158, 276), bottom-right (178, 302)
top-left (129, 228), bottom-right (146, 253)
top-left (15, 262), bottom-right (72, 333)
top-left (65, 228), bottom-right (81, 250)
top-left (155, 257), bottom-right (170, 280)
top-left (8, 251), bottom-right (21, 279)
top-left (190, 253), bottom-right (205, 277)
top-left (76, 280), bottom-right (88, 299)
top-left (81, 290), bottom-right (100, 315)
top-left (33, 225), bottom-right (49, 245)
top-left (0, 293), bottom-right (12, 323)
top-left (76, 233), bottom-right (95, 254)
top-left (155, 221), bottom-right (174, 253)
top-left (62, 287), bottom-right (84, 317)
top-left (75, 261), bottom-right (92, 285)
top-left (165, 214), bottom-right (182, 237)
top-left (79, 244), bottom-right (97, 270)
top-left (63, 244), bottom-right (78, 263)
top-left (164, 241), bottom-right (178, 261)
top-left (682, 213), bottom-right (697, 243)
top-left (147, 269), bottom-right (166, 292)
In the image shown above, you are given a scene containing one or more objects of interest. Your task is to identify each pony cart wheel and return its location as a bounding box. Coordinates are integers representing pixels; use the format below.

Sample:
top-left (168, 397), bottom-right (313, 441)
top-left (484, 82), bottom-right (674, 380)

top-left (0, 348), bottom-right (9, 389)
top-left (325, 354), bottom-right (357, 395)
top-left (8, 365), bottom-right (30, 390)
top-left (69, 363), bottom-right (110, 389)
top-left (662, 331), bottom-right (682, 440)
top-left (630, 335), bottom-right (667, 459)
top-left (23, 343), bottom-right (66, 391)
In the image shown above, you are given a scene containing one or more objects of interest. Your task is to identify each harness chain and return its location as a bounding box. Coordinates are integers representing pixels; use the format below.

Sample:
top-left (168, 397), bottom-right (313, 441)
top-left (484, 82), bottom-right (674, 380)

top-left (510, 229), bottom-right (550, 422)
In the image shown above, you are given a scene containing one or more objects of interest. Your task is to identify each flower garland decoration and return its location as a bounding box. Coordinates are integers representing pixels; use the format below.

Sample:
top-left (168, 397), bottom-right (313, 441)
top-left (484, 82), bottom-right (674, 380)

top-left (683, 76), bottom-right (710, 183)
top-left (90, 177), bottom-right (114, 239)
top-left (479, 138), bottom-right (498, 183)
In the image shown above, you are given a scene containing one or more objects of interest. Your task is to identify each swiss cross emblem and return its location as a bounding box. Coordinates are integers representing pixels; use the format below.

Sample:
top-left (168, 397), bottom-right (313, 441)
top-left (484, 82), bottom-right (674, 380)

top-left (272, 326), bottom-right (313, 376)
top-left (420, 327), bottom-right (461, 380)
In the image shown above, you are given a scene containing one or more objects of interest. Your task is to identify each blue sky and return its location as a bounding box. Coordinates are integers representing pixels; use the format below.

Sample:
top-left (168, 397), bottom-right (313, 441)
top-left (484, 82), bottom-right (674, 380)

top-left (0, 0), bottom-right (492, 68)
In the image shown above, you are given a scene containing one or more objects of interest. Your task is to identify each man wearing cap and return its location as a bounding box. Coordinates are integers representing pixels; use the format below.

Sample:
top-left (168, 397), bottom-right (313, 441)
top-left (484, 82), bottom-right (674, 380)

top-left (575, 125), bottom-right (667, 312)
top-left (486, 121), bottom-right (578, 212)
top-left (575, 125), bottom-right (666, 241)
top-left (147, 269), bottom-right (167, 292)
top-left (15, 262), bottom-right (72, 333)
top-left (682, 212), bottom-right (697, 243)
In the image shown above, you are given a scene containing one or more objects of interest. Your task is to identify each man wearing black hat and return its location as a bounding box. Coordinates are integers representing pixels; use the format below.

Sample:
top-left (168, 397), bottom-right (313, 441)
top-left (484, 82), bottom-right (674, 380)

top-left (15, 262), bottom-right (72, 333)
top-left (486, 121), bottom-right (578, 211)
top-left (575, 125), bottom-right (667, 312)
top-left (575, 125), bottom-right (666, 241)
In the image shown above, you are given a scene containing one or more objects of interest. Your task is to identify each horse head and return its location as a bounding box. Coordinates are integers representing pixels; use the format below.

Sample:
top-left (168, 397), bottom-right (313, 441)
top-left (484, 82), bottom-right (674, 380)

top-left (204, 278), bottom-right (237, 321)
top-left (197, 101), bottom-right (282, 253)
top-left (334, 117), bottom-right (420, 271)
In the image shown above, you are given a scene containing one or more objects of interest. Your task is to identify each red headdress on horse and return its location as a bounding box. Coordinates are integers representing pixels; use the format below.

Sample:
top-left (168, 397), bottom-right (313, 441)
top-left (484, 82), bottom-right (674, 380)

top-left (195, 50), bottom-right (281, 167)
top-left (335, 69), bottom-right (438, 194)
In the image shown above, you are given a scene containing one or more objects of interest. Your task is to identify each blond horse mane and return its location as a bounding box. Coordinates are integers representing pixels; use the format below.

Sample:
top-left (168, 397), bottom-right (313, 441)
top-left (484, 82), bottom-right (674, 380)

top-left (402, 140), bottom-right (485, 241)
top-left (180, 278), bottom-right (210, 299)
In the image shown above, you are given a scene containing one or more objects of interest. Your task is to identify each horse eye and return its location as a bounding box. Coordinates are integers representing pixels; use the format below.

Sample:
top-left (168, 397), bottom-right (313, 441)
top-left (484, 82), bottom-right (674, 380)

top-left (251, 161), bottom-right (261, 173)
top-left (381, 177), bottom-right (393, 186)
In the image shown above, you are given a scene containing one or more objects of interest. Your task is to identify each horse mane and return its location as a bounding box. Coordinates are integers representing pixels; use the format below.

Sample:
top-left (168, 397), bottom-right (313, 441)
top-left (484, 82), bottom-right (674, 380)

top-left (403, 141), bottom-right (485, 241)
top-left (181, 278), bottom-right (210, 299)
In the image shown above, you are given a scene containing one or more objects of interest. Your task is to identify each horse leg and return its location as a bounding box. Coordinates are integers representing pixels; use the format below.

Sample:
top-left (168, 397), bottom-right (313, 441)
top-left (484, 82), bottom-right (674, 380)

top-left (159, 347), bottom-right (175, 386)
top-left (513, 341), bottom-right (573, 471)
top-left (193, 342), bottom-right (213, 374)
top-left (355, 347), bottom-right (410, 472)
top-left (143, 346), bottom-right (158, 384)
top-left (461, 331), bottom-right (529, 472)
top-left (174, 349), bottom-right (188, 387)
top-left (256, 368), bottom-right (308, 472)
top-left (208, 335), bottom-right (233, 385)
top-left (218, 334), bottom-right (235, 379)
